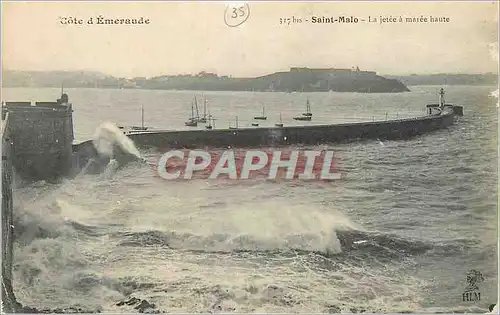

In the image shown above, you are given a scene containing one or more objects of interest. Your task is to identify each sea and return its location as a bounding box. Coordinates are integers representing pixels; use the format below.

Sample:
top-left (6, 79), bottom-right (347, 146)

top-left (1, 85), bottom-right (498, 313)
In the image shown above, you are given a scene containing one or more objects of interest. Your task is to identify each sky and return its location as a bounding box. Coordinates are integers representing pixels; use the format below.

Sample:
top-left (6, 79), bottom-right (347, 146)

top-left (2, 1), bottom-right (499, 78)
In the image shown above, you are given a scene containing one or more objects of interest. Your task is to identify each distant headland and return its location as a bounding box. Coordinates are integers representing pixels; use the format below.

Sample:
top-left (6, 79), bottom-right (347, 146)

top-left (2, 67), bottom-right (410, 93)
top-left (2, 68), bottom-right (497, 93)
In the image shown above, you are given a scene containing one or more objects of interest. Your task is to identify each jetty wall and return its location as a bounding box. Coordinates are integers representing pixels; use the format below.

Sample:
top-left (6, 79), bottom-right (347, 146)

top-left (124, 108), bottom-right (458, 150)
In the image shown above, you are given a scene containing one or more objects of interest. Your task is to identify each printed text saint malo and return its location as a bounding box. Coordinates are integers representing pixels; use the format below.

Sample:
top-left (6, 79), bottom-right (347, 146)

top-left (311, 16), bottom-right (359, 23)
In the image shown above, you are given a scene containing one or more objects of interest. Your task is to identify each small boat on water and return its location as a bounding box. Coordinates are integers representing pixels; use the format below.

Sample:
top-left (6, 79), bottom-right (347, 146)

top-left (251, 122), bottom-right (259, 126)
top-left (293, 99), bottom-right (312, 121)
top-left (130, 126), bottom-right (148, 131)
top-left (185, 119), bottom-right (197, 127)
top-left (302, 99), bottom-right (312, 117)
top-left (206, 114), bottom-right (215, 130)
top-left (229, 116), bottom-right (239, 130)
top-left (293, 115), bottom-right (312, 121)
top-left (275, 113), bottom-right (283, 127)
top-left (119, 105), bottom-right (150, 133)
top-left (132, 105), bottom-right (148, 130)
top-left (185, 99), bottom-right (198, 127)
top-left (254, 105), bottom-right (267, 120)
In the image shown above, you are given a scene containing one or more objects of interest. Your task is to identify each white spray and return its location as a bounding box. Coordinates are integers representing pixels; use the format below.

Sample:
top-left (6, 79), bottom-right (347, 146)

top-left (92, 122), bottom-right (142, 159)
top-left (490, 89), bottom-right (499, 108)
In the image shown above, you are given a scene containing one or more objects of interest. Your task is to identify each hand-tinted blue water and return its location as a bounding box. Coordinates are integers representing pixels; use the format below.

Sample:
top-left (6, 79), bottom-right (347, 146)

top-left (3, 86), bottom-right (498, 312)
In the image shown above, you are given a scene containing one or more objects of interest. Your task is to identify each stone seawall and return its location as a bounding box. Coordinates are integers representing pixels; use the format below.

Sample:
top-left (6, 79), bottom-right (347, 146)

top-left (124, 110), bottom-right (456, 150)
top-left (1, 114), bottom-right (17, 313)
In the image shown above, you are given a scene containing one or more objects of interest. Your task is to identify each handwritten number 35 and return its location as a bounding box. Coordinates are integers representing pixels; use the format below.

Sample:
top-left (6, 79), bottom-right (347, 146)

top-left (231, 7), bottom-right (246, 18)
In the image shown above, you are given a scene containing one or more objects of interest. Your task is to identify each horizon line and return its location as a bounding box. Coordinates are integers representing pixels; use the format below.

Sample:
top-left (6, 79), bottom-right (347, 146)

top-left (2, 68), bottom-right (499, 79)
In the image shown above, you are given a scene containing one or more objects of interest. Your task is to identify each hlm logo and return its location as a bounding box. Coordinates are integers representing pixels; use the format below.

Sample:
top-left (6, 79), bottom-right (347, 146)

top-left (462, 269), bottom-right (484, 302)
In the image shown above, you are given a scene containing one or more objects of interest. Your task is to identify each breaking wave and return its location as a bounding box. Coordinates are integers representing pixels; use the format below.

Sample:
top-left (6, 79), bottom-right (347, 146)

top-left (11, 190), bottom-right (479, 312)
top-left (92, 122), bottom-right (142, 159)
top-left (13, 192), bottom-right (476, 264)
top-left (490, 88), bottom-right (499, 107)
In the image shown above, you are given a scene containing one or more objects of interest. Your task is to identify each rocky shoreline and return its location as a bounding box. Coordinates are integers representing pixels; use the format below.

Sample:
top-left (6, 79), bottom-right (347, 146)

top-left (12, 297), bottom-right (164, 314)
top-left (8, 300), bottom-right (496, 313)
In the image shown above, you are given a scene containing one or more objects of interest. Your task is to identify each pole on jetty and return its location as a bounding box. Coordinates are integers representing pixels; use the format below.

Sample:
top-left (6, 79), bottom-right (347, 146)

top-left (141, 105), bottom-right (144, 129)
top-left (439, 88), bottom-right (445, 110)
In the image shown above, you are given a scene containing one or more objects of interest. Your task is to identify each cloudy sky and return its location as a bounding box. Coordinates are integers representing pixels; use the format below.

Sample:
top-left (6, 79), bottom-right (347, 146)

top-left (2, 1), bottom-right (498, 78)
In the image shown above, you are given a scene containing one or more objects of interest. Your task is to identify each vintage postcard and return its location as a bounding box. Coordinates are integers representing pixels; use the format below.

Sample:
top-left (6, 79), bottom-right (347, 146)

top-left (1, 1), bottom-right (498, 314)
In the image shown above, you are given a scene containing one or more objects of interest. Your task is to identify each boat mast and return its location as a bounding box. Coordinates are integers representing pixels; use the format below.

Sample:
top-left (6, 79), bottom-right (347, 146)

top-left (236, 116), bottom-right (238, 128)
top-left (195, 97), bottom-right (200, 119)
top-left (204, 97), bottom-right (207, 119)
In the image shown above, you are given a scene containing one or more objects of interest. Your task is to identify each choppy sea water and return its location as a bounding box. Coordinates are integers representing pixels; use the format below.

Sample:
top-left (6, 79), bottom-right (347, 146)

top-left (2, 86), bottom-right (498, 313)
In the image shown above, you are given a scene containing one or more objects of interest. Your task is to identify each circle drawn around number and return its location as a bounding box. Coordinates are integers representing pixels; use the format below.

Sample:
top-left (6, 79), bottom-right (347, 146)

top-left (224, 3), bottom-right (250, 27)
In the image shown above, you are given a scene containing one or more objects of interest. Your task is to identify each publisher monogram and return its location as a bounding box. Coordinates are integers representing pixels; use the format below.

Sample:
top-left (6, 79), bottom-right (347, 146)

top-left (462, 269), bottom-right (484, 302)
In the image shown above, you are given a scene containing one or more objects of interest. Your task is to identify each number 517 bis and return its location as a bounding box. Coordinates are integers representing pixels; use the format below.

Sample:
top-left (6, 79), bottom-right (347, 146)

top-left (280, 17), bottom-right (303, 25)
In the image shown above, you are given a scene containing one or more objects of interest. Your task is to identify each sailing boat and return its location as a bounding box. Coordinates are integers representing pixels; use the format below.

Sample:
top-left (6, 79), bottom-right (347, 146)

top-left (293, 99), bottom-right (312, 121)
top-left (130, 105), bottom-right (149, 131)
top-left (254, 105), bottom-right (267, 120)
top-left (206, 113), bottom-right (215, 130)
top-left (229, 116), bottom-right (239, 129)
top-left (198, 96), bottom-right (208, 123)
top-left (302, 99), bottom-right (312, 117)
top-left (185, 100), bottom-right (198, 127)
top-left (275, 113), bottom-right (283, 127)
